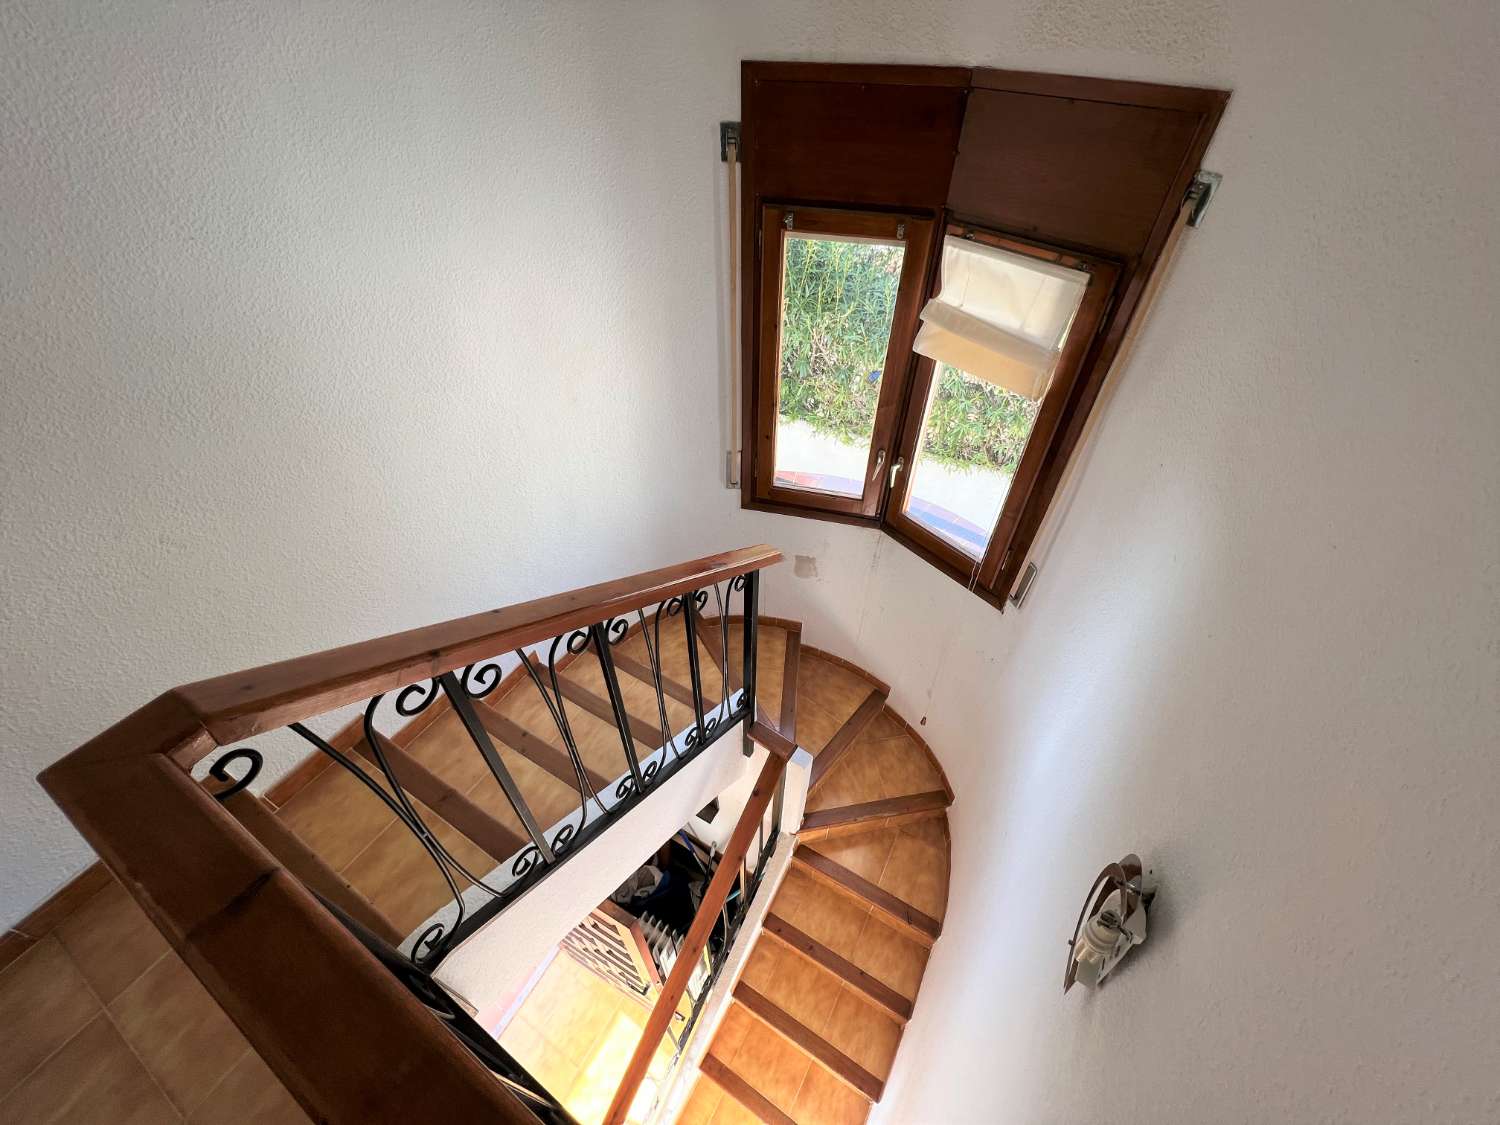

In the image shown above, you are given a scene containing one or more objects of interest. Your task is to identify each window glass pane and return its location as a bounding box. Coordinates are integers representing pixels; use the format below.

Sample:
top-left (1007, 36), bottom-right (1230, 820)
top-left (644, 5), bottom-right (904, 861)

top-left (903, 362), bottom-right (1042, 559)
top-left (773, 233), bottom-right (905, 497)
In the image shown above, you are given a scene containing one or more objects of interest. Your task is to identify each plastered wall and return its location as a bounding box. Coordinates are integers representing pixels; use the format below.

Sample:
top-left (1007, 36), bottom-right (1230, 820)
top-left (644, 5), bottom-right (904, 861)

top-left (4, 2), bottom-right (1497, 1119)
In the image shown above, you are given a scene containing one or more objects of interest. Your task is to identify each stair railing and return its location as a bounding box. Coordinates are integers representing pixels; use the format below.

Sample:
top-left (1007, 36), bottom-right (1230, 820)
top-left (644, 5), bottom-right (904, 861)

top-left (38, 544), bottom-right (782, 1125)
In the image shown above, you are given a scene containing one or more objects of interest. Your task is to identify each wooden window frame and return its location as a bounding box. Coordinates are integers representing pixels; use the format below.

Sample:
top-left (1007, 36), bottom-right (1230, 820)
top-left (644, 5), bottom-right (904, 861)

top-left (737, 61), bottom-right (1229, 608)
top-left (881, 224), bottom-right (1120, 600)
top-left (751, 204), bottom-right (935, 520)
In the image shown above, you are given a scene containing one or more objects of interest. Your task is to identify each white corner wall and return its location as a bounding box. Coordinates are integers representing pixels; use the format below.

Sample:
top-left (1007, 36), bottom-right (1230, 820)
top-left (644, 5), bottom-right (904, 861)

top-left (3, 1), bottom-right (1497, 1119)
top-left (720, 4), bottom-right (1500, 1121)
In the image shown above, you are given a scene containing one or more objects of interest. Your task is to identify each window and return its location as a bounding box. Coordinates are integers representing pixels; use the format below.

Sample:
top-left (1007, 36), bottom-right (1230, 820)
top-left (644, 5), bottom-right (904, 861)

top-left (737, 63), bottom-right (1229, 607)
top-left (753, 206), bottom-right (934, 519)
top-left (885, 228), bottom-right (1116, 586)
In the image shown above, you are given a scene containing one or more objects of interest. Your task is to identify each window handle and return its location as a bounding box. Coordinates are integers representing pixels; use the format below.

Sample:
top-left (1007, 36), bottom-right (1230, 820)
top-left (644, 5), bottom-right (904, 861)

top-left (889, 456), bottom-right (905, 490)
top-left (870, 449), bottom-right (886, 481)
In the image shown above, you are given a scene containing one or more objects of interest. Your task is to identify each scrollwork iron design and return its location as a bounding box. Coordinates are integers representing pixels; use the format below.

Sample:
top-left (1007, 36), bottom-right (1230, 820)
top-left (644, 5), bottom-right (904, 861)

top-left (394, 677), bottom-right (441, 717)
top-left (207, 748), bottom-right (263, 801)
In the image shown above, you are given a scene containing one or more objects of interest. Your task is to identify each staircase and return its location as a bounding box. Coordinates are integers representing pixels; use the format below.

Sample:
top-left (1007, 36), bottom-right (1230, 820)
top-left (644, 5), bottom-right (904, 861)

top-left (20, 549), bottom-right (950, 1124)
top-left (675, 620), bottom-right (953, 1125)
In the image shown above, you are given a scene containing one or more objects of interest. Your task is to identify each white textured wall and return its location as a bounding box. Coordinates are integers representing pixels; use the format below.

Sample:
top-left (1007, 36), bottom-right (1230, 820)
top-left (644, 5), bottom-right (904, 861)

top-left (0, 2), bottom-right (746, 920)
top-left (3, 1), bottom-right (1497, 1120)
top-left (724, 3), bottom-right (1500, 1121)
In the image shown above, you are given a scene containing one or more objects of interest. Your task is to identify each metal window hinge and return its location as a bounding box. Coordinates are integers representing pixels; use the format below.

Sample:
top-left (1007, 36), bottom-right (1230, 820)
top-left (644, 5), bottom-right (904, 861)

top-left (719, 121), bottom-right (741, 162)
top-left (1186, 170), bottom-right (1222, 228)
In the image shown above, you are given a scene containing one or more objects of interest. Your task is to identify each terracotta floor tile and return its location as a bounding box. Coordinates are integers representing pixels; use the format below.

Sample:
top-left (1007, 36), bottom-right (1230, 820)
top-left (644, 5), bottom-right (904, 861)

top-left (861, 735), bottom-right (945, 802)
top-left (724, 1011), bottom-right (810, 1119)
top-left (844, 914), bottom-right (928, 1001)
top-left (861, 707), bottom-right (908, 743)
top-left (797, 657), bottom-right (874, 727)
top-left (794, 699), bottom-right (851, 757)
top-left (770, 869), bottom-right (871, 956)
top-left (711, 1001), bottom-right (756, 1060)
top-left (677, 1077), bottom-right (723, 1125)
top-left (464, 747), bottom-right (580, 839)
top-left (565, 654), bottom-right (697, 744)
top-left (900, 816), bottom-right (949, 850)
top-left (55, 878), bottom-right (170, 1003)
top-left (403, 712), bottom-right (496, 794)
top-left (109, 954), bottom-right (250, 1116)
top-left (497, 678), bottom-right (636, 789)
top-left (790, 1058), bottom-right (871, 1125)
top-left (807, 831), bottom-right (896, 887)
top-left (877, 831), bottom-right (949, 920)
top-left (709, 1091), bottom-right (765, 1125)
top-left (0, 1014), bottom-right (177, 1125)
top-left (820, 987), bottom-right (902, 1081)
top-left (274, 763), bottom-right (398, 872)
top-left (740, 942), bottom-right (842, 1038)
top-left (188, 1049), bottom-right (308, 1124)
top-left (0, 935), bottom-right (101, 1099)
top-left (805, 739), bottom-right (888, 810)
top-left (340, 800), bottom-right (495, 937)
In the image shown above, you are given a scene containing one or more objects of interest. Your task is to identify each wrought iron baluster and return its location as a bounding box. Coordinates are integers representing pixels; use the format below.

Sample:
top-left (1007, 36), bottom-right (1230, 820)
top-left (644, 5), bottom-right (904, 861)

top-left (679, 591), bottom-right (709, 750)
top-left (284, 710), bottom-right (502, 964)
top-left (438, 671), bottom-right (555, 866)
top-left (590, 620), bottom-right (649, 795)
top-left (707, 582), bottom-right (732, 706)
top-left (517, 640), bottom-right (607, 832)
top-left (638, 608), bottom-right (680, 764)
top-left (739, 570), bottom-right (759, 720)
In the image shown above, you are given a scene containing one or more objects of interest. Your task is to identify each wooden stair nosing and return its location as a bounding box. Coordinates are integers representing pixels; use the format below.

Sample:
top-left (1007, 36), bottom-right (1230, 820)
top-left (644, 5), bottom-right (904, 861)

top-left (471, 698), bottom-right (612, 793)
top-left (792, 844), bottom-right (941, 947)
top-left (540, 661), bottom-right (667, 750)
top-left (359, 735), bottom-right (528, 863)
top-left (800, 790), bottom-right (951, 834)
top-left (762, 913), bottom-right (913, 1023)
top-left (779, 625), bottom-right (801, 744)
top-left (609, 650), bottom-right (697, 709)
top-left (732, 982), bottom-right (883, 1102)
top-left (808, 688), bottom-right (889, 792)
top-left (699, 1051), bottom-right (798, 1125)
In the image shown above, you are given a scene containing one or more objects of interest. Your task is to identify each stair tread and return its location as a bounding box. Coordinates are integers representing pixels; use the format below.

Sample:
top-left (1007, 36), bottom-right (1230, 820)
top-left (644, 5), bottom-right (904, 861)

top-left (358, 733), bottom-right (528, 863)
top-left (484, 663), bottom-right (647, 792)
top-left (809, 690), bottom-right (888, 792)
top-left (800, 791), bottom-right (950, 836)
top-left (472, 696), bottom-right (612, 794)
top-left (610, 649), bottom-right (697, 709)
top-left (762, 913), bottom-right (913, 1023)
top-left (700, 1051), bottom-right (799, 1125)
top-left (524, 655), bottom-right (666, 749)
top-left (733, 982), bottom-right (883, 1102)
top-left (792, 844), bottom-right (941, 947)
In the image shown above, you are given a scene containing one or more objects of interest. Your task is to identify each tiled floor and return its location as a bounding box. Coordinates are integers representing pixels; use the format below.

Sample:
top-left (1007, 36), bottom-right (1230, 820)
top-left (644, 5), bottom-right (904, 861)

top-left (0, 878), bottom-right (306, 1125)
top-left (498, 952), bottom-right (677, 1125)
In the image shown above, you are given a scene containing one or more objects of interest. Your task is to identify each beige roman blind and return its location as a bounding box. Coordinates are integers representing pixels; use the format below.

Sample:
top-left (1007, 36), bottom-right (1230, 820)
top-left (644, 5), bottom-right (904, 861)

top-left (912, 237), bottom-right (1090, 401)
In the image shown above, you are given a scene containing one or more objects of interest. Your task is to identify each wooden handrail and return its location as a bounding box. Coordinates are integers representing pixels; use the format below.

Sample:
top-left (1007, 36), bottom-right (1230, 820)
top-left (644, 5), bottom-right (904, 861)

top-left (602, 747), bottom-right (790, 1125)
top-left (176, 544), bottom-right (780, 745)
top-left (38, 545), bottom-right (784, 1124)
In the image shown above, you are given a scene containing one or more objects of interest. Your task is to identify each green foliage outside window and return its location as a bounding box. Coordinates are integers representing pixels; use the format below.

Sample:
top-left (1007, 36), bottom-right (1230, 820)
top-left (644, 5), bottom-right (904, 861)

top-left (777, 236), bottom-right (1038, 474)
